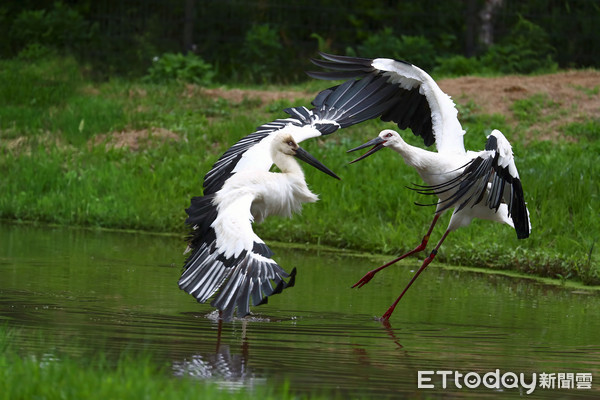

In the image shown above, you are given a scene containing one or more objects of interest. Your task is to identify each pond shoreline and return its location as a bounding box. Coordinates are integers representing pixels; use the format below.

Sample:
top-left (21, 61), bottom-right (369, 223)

top-left (4, 218), bottom-right (598, 292)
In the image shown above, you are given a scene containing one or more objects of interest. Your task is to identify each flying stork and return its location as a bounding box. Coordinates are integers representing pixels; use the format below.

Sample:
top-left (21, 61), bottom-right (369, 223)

top-left (308, 53), bottom-right (531, 322)
top-left (179, 75), bottom-right (402, 321)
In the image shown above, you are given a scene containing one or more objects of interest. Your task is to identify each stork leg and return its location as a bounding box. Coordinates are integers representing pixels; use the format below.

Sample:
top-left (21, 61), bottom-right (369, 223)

top-left (215, 318), bottom-right (223, 351)
top-left (380, 229), bottom-right (450, 322)
top-left (352, 214), bottom-right (440, 289)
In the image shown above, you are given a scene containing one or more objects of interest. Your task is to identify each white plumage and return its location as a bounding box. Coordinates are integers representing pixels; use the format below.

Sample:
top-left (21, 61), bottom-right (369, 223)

top-left (179, 73), bottom-right (404, 321)
top-left (179, 130), bottom-right (338, 321)
top-left (309, 53), bottom-right (531, 322)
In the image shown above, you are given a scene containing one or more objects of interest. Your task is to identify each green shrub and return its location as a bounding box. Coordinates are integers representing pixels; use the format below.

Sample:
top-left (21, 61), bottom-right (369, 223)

top-left (354, 28), bottom-right (437, 71)
top-left (144, 53), bottom-right (215, 85)
top-left (16, 43), bottom-right (57, 61)
top-left (433, 55), bottom-right (484, 77)
top-left (353, 27), bottom-right (401, 59)
top-left (395, 35), bottom-right (437, 71)
top-left (481, 16), bottom-right (557, 74)
top-left (240, 24), bottom-right (285, 82)
top-left (9, 2), bottom-right (95, 54)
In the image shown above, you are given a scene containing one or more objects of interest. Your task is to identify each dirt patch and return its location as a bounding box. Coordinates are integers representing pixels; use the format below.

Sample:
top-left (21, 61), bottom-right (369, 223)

top-left (439, 70), bottom-right (600, 138)
top-left (90, 127), bottom-right (180, 151)
top-left (5, 72), bottom-right (597, 155)
top-left (3, 131), bottom-right (74, 154)
top-left (190, 85), bottom-right (311, 104)
top-left (201, 70), bottom-right (600, 141)
top-left (439, 70), bottom-right (600, 123)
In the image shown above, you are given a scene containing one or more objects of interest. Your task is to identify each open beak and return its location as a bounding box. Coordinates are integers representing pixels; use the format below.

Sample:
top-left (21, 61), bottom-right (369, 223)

top-left (347, 137), bottom-right (386, 164)
top-left (295, 147), bottom-right (341, 180)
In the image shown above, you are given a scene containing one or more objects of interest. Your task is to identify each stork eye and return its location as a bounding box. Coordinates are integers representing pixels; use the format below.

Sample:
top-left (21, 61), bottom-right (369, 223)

top-left (287, 141), bottom-right (294, 147)
top-left (385, 133), bottom-right (393, 138)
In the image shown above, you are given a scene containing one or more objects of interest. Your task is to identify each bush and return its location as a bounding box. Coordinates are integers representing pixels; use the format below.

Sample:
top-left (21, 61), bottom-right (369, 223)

top-left (434, 55), bottom-right (484, 77)
top-left (9, 2), bottom-right (95, 54)
top-left (239, 23), bottom-right (285, 83)
top-left (481, 16), bottom-right (557, 74)
top-left (144, 53), bottom-right (215, 85)
top-left (353, 28), bottom-right (437, 72)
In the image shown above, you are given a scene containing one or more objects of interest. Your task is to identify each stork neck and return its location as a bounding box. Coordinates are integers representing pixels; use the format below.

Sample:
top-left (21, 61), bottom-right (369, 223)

top-left (388, 138), bottom-right (436, 170)
top-left (273, 152), bottom-right (304, 178)
top-left (389, 138), bottom-right (418, 161)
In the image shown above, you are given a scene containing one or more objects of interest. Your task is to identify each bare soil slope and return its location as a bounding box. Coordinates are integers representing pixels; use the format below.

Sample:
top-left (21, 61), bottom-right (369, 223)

top-left (206, 70), bottom-right (600, 141)
top-left (84, 71), bottom-right (599, 151)
top-left (439, 70), bottom-right (600, 140)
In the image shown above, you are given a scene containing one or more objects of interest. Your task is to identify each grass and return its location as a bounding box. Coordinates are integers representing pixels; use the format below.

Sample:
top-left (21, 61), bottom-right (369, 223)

top-left (0, 56), bottom-right (598, 285)
top-left (510, 93), bottom-right (562, 127)
top-left (0, 326), bottom-right (335, 400)
top-left (562, 119), bottom-right (600, 141)
top-left (573, 83), bottom-right (600, 98)
top-left (0, 57), bottom-right (129, 145)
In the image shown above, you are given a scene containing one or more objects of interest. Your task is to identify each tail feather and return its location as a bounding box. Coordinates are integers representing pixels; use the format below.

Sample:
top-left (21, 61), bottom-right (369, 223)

top-left (180, 229), bottom-right (297, 321)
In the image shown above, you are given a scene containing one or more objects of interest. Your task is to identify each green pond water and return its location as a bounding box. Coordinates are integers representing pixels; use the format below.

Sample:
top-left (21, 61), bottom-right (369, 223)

top-left (1, 223), bottom-right (599, 398)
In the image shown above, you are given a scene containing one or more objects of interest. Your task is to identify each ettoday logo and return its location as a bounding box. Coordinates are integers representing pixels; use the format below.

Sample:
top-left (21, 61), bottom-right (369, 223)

top-left (418, 370), bottom-right (593, 394)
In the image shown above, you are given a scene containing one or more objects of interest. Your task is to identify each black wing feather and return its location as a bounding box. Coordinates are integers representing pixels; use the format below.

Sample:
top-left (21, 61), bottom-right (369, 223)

top-left (308, 52), bottom-right (436, 148)
top-left (179, 234), bottom-right (296, 321)
top-left (179, 195), bottom-right (296, 321)
top-left (203, 130), bottom-right (271, 195)
top-left (410, 136), bottom-right (530, 239)
top-left (203, 72), bottom-right (408, 196)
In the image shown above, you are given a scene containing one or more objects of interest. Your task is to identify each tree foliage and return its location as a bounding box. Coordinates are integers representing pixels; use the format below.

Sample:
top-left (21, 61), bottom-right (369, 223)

top-left (1, 0), bottom-right (597, 82)
top-left (481, 16), bottom-right (558, 74)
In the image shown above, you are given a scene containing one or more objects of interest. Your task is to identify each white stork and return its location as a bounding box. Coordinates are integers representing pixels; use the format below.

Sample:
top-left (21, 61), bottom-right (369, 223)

top-left (179, 75), bottom-right (402, 321)
top-left (308, 53), bottom-right (531, 322)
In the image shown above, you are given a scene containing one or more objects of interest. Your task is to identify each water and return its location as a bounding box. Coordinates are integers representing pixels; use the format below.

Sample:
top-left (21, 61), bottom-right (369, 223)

top-left (1, 223), bottom-right (599, 398)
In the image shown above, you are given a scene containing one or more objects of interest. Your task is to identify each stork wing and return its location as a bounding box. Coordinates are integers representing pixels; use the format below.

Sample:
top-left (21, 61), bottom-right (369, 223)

top-left (203, 128), bottom-right (274, 195)
top-left (413, 130), bottom-right (530, 239)
top-left (179, 193), bottom-right (295, 321)
top-left (307, 53), bottom-right (466, 154)
top-left (202, 73), bottom-right (403, 195)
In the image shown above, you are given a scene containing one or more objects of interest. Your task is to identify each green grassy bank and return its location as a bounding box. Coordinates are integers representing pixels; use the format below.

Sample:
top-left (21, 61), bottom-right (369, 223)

top-left (0, 326), bottom-right (333, 400)
top-left (0, 56), bottom-right (598, 284)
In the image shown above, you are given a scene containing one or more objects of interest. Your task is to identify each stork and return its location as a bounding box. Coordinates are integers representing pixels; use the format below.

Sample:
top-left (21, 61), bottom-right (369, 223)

top-left (179, 75), bottom-right (402, 321)
top-left (308, 53), bottom-right (531, 322)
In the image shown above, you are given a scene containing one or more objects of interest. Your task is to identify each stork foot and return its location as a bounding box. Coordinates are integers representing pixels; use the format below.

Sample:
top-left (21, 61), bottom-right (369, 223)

top-left (379, 316), bottom-right (393, 329)
top-left (380, 307), bottom-right (395, 323)
top-left (352, 270), bottom-right (376, 288)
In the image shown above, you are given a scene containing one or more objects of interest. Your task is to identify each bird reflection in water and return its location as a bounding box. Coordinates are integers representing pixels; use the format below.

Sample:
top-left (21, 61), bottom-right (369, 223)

top-left (172, 318), bottom-right (265, 390)
top-left (173, 313), bottom-right (406, 392)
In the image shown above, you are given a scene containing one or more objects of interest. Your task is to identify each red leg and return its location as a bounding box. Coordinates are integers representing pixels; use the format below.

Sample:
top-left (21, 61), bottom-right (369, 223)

top-left (380, 229), bottom-right (450, 322)
top-left (352, 214), bottom-right (440, 289)
top-left (215, 318), bottom-right (223, 351)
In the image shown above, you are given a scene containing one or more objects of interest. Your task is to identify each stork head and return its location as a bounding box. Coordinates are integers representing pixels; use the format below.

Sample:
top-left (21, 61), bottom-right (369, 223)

top-left (274, 134), bottom-right (340, 180)
top-left (347, 129), bottom-right (400, 164)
